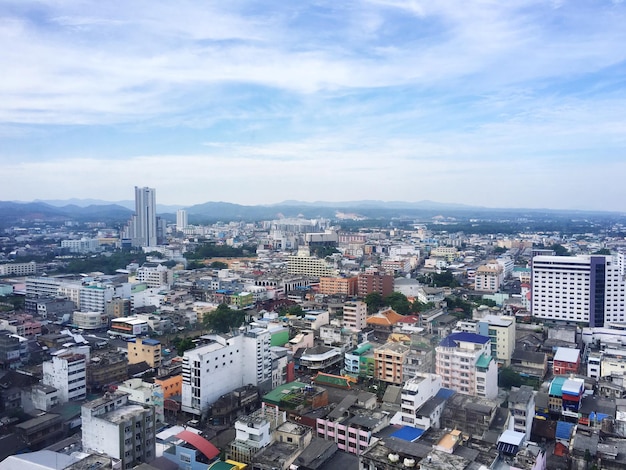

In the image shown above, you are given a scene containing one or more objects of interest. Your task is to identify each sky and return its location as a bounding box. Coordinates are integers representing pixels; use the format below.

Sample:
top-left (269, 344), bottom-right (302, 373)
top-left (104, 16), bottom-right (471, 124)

top-left (1, 1), bottom-right (626, 211)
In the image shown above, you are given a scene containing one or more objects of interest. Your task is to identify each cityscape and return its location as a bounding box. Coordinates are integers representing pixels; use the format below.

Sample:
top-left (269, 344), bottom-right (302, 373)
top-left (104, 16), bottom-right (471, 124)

top-left (1, 185), bottom-right (626, 470)
top-left (3, 1), bottom-right (626, 470)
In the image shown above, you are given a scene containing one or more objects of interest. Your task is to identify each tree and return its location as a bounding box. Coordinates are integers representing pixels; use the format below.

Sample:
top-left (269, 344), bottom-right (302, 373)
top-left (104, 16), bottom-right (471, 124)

top-left (203, 304), bottom-right (246, 334)
top-left (172, 337), bottom-right (195, 355)
top-left (498, 367), bottom-right (522, 389)
top-left (383, 292), bottom-right (411, 315)
top-left (210, 261), bottom-right (228, 270)
top-left (550, 243), bottom-right (570, 256)
top-left (279, 304), bottom-right (305, 317)
top-left (592, 248), bottom-right (611, 255)
top-left (364, 292), bottom-right (383, 313)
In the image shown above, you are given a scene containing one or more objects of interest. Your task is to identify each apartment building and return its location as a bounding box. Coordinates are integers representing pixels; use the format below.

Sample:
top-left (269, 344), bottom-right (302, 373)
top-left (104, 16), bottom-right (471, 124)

top-left (474, 261), bottom-right (504, 293)
top-left (117, 378), bottom-right (164, 424)
top-left (553, 347), bottom-right (580, 375)
top-left (358, 270), bottom-right (394, 297)
top-left (399, 373), bottom-right (443, 429)
top-left (374, 342), bottom-right (410, 385)
top-left (0, 261), bottom-right (37, 277)
top-left (508, 386), bottom-right (535, 440)
top-left (287, 248), bottom-right (335, 277)
top-left (42, 350), bottom-right (88, 403)
top-left (477, 315), bottom-right (516, 366)
top-left (319, 276), bottom-right (358, 296)
top-left (136, 263), bottom-right (173, 289)
top-left (342, 300), bottom-right (367, 331)
top-left (435, 332), bottom-right (498, 399)
top-left (82, 391), bottom-right (156, 469)
top-left (127, 337), bottom-right (162, 368)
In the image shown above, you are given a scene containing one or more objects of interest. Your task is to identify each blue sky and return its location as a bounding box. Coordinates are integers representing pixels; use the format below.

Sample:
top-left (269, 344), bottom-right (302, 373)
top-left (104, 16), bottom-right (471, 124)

top-left (1, 0), bottom-right (626, 211)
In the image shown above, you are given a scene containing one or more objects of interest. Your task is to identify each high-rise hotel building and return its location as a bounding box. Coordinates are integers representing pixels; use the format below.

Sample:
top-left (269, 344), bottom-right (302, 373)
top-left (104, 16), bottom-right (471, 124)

top-left (531, 255), bottom-right (626, 327)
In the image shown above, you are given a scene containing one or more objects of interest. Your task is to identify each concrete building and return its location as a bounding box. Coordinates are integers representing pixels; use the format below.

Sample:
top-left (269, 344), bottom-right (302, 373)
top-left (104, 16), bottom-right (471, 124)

top-left (136, 263), bottom-right (173, 289)
top-left (176, 209), bottom-right (188, 231)
top-left (117, 378), bottom-right (165, 424)
top-left (0, 261), bottom-right (37, 277)
top-left (127, 337), bottom-right (162, 368)
top-left (531, 254), bottom-right (626, 326)
top-left (343, 301), bottom-right (367, 331)
top-left (508, 386), bottom-right (535, 440)
top-left (318, 276), bottom-right (358, 296)
top-left (435, 332), bottom-right (498, 399)
top-left (42, 350), bottom-right (88, 403)
top-left (181, 328), bottom-right (272, 417)
top-left (61, 238), bottom-right (100, 254)
top-left (128, 186), bottom-right (158, 247)
top-left (82, 391), bottom-right (156, 469)
top-left (398, 373), bottom-right (443, 429)
top-left (374, 342), bottom-right (410, 385)
top-left (477, 315), bottom-right (516, 366)
top-left (474, 261), bottom-right (504, 293)
top-left (287, 248), bottom-right (336, 277)
top-left (553, 347), bottom-right (580, 375)
top-left (358, 269), bottom-right (394, 297)
top-left (80, 284), bottom-right (114, 314)
top-left (72, 311), bottom-right (108, 330)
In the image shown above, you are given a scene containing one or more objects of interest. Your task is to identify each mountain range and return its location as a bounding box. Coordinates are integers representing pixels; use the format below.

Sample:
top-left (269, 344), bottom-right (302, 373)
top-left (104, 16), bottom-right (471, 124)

top-left (0, 198), bottom-right (624, 227)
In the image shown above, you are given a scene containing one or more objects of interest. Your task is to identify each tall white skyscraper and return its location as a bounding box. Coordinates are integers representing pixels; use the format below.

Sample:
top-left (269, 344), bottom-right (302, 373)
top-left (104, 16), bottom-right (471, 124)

top-left (176, 209), bottom-right (188, 231)
top-left (134, 186), bottom-right (157, 247)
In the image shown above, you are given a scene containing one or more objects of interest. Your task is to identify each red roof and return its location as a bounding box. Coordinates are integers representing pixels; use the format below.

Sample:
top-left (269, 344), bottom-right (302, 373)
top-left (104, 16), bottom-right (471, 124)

top-left (397, 315), bottom-right (419, 324)
top-left (176, 430), bottom-right (219, 460)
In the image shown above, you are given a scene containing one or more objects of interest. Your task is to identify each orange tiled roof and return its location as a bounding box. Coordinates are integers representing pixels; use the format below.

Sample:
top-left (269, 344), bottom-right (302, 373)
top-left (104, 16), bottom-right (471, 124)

top-left (366, 308), bottom-right (405, 326)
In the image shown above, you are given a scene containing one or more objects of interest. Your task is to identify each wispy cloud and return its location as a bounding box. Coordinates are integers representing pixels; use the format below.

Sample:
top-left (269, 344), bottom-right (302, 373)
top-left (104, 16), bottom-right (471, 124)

top-left (1, 1), bottom-right (626, 210)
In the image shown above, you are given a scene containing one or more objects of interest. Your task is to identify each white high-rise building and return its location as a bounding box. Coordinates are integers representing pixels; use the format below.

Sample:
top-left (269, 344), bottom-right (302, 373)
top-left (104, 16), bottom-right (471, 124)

top-left (176, 209), bottom-right (188, 231)
top-left (134, 186), bottom-right (157, 247)
top-left (181, 327), bottom-right (272, 417)
top-left (531, 255), bottom-right (626, 327)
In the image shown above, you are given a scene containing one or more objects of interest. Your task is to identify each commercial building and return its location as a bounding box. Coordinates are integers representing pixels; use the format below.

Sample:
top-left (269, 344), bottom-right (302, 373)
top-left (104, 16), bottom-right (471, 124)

top-left (136, 263), bottom-right (173, 289)
top-left (435, 332), bottom-right (498, 399)
top-left (61, 238), bottom-right (100, 254)
top-left (82, 391), bottom-right (156, 469)
top-left (287, 248), bottom-right (335, 277)
top-left (122, 186), bottom-right (158, 247)
top-left (474, 261), bottom-right (504, 293)
top-left (531, 255), bottom-right (626, 326)
top-left (0, 261), bottom-right (37, 277)
top-left (181, 328), bottom-right (272, 417)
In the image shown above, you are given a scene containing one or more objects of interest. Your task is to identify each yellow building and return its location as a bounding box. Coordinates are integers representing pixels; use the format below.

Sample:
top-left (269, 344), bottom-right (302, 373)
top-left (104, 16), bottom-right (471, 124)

top-left (127, 337), bottom-right (162, 368)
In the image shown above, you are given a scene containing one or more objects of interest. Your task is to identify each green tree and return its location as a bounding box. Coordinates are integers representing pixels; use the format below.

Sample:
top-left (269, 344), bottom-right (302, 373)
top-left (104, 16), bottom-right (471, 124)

top-left (172, 337), bottom-right (195, 355)
top-left (203, 304), bottom-right (246, 334)
top-left (210, 261), bottom-right (229, 270)
top-left (364, 292), bottom-right (383, 313)
top-left (592, 248), bottom-right (611, 255)
top-left (498, 367), bottom-right (522, 389)
top-left (383, 292), bottom-right (411, 315)
top-left (550, 243), bottom-right (570, 256)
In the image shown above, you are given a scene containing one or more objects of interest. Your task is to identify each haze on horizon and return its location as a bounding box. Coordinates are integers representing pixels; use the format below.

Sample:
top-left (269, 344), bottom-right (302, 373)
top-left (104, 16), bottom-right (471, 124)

top-left (1, 1), bottom-right (626, 212)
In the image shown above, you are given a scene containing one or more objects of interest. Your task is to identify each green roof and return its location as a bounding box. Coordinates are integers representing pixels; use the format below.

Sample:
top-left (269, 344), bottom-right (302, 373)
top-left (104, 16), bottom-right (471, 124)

top-left (549, 376), bottom-right (567, 397)
top-left (314, 374), bottom-right (351, 389)
top-left (207, 462), bottom-right (237, 470)
top-left (476, 354), bottom-right (492, 368)
top-left (262, 381), bottom-right (308, 406)
top-left (354, 343), bottom-right (373, 355)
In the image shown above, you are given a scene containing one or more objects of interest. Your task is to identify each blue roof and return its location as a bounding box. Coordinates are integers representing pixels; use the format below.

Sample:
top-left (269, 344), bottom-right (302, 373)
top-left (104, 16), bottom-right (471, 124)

top-left (436, 388), bottom-right (456, 400)
top-left (439, 332), bottom-right (490, 347)
top-left (589, 412), bottom-right (610, 422)
top-left (390, 426), bottom-right (424, 442)
top-left (556, 421), bottom-right (575, 440)
top-left (141, 338), bottom-right (161, 346)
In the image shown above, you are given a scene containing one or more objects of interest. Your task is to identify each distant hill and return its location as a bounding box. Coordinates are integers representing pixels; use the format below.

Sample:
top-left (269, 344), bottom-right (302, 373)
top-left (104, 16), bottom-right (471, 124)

top-left (0, 201), bottom-right (132, 225)
top-left (30, 198), bottom-right (184, 213)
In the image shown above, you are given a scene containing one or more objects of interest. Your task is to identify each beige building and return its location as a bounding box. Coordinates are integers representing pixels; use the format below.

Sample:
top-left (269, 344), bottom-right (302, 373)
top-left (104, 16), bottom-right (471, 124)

top-left (287, 248), bottom-right (336, 277)
top-left (127, 337), bottom-right (162, 368)
top-left (319, 276), bottom-right (358, 296)
top-left (374, 342), bottom-right (410, 385)
top-left (343, 301), bottom-right (367, 331)
top-left (474, 261), bottom-right (504, 293)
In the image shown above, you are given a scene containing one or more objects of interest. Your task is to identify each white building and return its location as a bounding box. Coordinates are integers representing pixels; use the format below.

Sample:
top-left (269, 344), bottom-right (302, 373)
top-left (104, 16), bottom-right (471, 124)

top-left (176, 209), bottom-right (188, 231)
top-left (136, 263), bottom-right (173, 289)
top-left (82, 391), bottom-right (156, 469)
top-left (435, 332), bottom-right (498, 399)
top-left (508, 386), bottom-right (535, 441)
top-left (61, 238), bottom-right (100, 254)
top-left (0, 261), bottom-right (37, 277)
top-left (531, 255), bottom-right (626, 326)
top-left (398, 373), bottom-right (443, 429)
top-left (80, 284), bottom-right (114, 314)
top-left (181, 327), bottom-right (272, 417)
top-left (42, 349), bottom-right (88, 403)
top-left (73, 311), bottom-right (108, 330)
top-left (343, 301), bottom-right (367, 331)
top-left (117, 378), bottom-right (164, 424)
